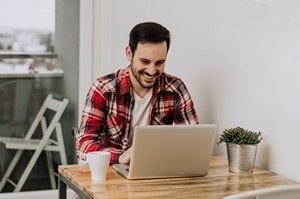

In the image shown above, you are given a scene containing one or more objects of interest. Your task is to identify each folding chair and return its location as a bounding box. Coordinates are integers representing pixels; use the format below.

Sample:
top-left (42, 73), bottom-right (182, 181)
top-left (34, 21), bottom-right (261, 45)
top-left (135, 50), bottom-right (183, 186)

top-left (0, 94), bottom-right (69, 192)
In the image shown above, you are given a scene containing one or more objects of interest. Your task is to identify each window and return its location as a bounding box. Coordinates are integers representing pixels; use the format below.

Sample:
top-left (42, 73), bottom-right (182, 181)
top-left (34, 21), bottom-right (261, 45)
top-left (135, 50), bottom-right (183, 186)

top-left (0, 0), bottom-right (60, 75)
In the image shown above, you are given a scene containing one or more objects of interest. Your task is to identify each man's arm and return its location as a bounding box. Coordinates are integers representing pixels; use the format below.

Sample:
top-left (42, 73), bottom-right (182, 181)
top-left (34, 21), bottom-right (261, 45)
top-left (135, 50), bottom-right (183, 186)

top-left (76, 82), bottom-right (122, 164)
top-left (174, 81), bottom-right (199, 124)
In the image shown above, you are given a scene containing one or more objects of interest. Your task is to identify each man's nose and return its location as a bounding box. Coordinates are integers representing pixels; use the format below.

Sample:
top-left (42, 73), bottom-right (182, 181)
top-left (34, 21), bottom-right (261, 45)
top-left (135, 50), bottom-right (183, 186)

top-left (147, 64), bottom-right (157, 75)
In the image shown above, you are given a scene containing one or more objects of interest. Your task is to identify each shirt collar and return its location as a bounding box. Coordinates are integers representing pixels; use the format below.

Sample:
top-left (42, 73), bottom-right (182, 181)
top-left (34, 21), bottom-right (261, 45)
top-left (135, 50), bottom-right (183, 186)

top-left (119, 67), bottom-right (131, 95)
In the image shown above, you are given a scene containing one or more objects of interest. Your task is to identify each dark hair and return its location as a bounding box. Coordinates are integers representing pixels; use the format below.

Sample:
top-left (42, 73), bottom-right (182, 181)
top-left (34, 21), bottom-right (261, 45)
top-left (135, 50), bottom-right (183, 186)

top-left (129, 22), bottom-right (171, 55)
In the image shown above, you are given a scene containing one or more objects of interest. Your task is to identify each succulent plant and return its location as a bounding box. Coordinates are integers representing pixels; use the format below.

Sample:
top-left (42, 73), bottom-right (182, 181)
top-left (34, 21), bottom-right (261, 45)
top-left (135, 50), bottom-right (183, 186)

top-left (217, 127), bottom-right (262, 145)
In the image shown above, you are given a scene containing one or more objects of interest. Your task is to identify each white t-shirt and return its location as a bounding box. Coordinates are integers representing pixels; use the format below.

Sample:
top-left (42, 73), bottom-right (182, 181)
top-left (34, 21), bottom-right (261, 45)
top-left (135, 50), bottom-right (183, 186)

top-left (128, 89), bottom-right (153, 146)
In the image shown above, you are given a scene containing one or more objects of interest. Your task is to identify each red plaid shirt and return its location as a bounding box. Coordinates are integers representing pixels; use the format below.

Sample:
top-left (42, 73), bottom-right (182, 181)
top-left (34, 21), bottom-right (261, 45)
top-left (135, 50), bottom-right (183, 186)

top-left (76, 67), bottom-right (199, 164)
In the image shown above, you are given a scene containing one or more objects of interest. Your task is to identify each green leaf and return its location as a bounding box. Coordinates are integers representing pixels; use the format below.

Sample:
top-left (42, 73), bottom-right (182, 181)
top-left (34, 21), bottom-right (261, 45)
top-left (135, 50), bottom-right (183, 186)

top-left (217, 127), bottom-right (262, 145)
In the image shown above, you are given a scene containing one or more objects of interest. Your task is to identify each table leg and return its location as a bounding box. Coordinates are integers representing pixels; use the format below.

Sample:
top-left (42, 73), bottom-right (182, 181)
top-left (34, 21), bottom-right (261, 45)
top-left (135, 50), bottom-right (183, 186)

top-left (58, 176), bottom-right (67, 199)
top-left (58, 172), bottom-right (91, 199)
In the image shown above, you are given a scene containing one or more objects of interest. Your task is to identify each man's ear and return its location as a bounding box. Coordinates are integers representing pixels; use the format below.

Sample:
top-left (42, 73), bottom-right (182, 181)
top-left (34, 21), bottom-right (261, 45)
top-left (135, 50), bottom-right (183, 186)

top-left (125, 46), bottom-right (132, 62)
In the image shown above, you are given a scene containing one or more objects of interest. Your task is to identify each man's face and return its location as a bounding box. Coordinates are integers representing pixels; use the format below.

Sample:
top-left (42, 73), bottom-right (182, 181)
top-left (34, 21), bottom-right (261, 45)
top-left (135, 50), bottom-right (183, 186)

top-left (127, 42), bottom-right (167, 90)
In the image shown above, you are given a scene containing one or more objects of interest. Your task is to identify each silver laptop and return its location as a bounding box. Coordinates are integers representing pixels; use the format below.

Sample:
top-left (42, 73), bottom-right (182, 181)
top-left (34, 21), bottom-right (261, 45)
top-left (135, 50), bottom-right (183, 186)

top-left (113, 124), bottom-right (216, 180)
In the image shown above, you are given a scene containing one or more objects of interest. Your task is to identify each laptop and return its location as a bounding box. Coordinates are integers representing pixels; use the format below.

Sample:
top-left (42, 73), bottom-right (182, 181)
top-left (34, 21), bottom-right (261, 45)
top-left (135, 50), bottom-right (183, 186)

top-left (113, 124), bottom-right (216, 180)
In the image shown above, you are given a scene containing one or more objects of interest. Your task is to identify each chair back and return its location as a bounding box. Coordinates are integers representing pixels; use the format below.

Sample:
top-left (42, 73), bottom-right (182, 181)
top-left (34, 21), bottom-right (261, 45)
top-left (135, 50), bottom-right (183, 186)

top-left (24, 94), bottom-right (69, 140)
top-left (223, 184), bottom-right (300, 199)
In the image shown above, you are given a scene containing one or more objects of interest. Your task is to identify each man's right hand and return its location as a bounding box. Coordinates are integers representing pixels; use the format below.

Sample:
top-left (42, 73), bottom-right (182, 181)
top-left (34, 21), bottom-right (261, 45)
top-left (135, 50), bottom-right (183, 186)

top-left (118, 147), bottom-right (132, 164)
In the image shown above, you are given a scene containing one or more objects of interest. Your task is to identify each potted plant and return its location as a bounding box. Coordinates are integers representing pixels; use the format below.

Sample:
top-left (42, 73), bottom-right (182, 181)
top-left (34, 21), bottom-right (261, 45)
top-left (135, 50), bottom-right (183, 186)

top-left (217, 127), bottom-right (263, 173)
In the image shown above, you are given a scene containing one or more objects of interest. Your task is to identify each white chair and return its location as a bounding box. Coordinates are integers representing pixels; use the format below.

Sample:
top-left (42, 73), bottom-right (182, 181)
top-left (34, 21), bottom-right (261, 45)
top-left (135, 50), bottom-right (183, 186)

top-left (0, 94), bottom-right (69, 192)
top-left (223, 184), bottom-right (300, 199)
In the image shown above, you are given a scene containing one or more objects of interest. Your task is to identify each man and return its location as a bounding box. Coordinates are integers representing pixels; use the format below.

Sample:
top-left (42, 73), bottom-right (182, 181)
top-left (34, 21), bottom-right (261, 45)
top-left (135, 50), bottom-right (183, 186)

top-left (76, 22), bottom-right (199, 165)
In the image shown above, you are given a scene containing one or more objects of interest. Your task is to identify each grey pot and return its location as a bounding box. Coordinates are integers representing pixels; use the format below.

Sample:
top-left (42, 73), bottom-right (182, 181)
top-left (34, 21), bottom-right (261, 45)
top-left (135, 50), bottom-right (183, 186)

top-left (226, 143), bottom-right (258, 173)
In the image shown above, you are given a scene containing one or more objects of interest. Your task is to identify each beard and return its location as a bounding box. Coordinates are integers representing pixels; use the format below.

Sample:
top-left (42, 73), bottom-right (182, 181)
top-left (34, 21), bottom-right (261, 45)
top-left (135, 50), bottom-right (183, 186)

top-left (131, 63), bottom-right (160, 89)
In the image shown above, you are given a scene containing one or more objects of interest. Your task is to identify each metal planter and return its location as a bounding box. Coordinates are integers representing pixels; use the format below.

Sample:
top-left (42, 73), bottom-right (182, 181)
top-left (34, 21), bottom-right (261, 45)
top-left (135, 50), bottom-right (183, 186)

top-left (226, 143), bottom-right (258, 173)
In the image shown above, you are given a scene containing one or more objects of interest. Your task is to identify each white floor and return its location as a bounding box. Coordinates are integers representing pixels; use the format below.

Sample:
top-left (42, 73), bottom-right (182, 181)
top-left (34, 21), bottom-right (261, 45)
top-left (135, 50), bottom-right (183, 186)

top-left (0, 189), bottom-right (76, 199)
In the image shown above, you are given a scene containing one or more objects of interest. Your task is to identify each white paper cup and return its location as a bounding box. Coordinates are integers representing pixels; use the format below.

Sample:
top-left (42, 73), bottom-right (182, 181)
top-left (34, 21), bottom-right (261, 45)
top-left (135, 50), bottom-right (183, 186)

top-left (87, 151), bottom-right (110, 181)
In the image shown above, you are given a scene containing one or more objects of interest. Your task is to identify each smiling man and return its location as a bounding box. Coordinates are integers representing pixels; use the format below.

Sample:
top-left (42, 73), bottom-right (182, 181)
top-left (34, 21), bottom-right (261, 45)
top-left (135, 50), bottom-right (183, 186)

top-left (76, 22), bottom-right (199, 164)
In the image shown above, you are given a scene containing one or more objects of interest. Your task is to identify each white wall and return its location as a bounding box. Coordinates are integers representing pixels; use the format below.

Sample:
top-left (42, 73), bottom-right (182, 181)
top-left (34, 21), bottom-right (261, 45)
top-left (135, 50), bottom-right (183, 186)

top-left (78, 0), bottom-right (93, 123)
top-left (80, 0), bottom-right (300, 181)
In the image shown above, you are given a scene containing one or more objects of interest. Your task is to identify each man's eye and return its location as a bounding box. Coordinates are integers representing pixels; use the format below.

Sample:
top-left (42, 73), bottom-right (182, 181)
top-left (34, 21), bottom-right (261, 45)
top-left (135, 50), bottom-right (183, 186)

top-left (141, 60), bottom-right (149, 64)
top-left (156, 61), bottom-right (165, 66)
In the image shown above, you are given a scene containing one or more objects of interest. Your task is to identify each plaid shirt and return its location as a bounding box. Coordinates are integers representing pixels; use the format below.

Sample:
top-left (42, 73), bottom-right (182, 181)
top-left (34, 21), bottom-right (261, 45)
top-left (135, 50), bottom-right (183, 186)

top-left (76, 67), bottom-right (199, 164)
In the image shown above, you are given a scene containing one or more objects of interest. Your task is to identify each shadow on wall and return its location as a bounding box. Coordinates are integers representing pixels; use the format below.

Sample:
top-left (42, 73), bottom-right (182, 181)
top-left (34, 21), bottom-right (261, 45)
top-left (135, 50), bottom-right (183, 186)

top-left (196, 70), bottom-right (221, 155)
top-left (256, 143), bottom-right (270, 170)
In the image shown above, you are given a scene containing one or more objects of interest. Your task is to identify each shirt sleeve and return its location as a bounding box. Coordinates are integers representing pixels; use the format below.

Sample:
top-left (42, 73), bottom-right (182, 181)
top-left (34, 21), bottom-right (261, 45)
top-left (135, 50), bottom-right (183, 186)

top-left (76, 81), bottom-right (122, 164)
top-left (173, 81), bottom-right (199, 124)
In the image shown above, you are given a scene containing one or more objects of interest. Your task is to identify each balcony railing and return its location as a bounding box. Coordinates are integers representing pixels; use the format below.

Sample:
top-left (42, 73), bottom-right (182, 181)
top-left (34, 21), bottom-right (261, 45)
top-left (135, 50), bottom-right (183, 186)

top-left (0, 52), bottom-right (63, 78)
top-left (0, 52), bottom-right (58, 59)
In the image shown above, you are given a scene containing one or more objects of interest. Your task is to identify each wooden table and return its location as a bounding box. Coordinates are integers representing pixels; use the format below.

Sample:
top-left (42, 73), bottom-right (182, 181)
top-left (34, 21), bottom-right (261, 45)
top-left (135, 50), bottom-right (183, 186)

top-left (58, 156), bottom-right (298, 199)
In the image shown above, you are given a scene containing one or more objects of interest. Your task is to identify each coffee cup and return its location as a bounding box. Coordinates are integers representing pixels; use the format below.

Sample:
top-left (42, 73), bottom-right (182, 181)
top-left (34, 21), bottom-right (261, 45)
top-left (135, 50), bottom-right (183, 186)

top-left (87, 151), bottom-right (110, 181)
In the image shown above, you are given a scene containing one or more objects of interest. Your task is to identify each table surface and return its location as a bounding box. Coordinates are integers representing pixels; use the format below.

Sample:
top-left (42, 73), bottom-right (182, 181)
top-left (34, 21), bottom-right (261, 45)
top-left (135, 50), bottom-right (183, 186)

top-left (58, 156), bottom-right (298, 199)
